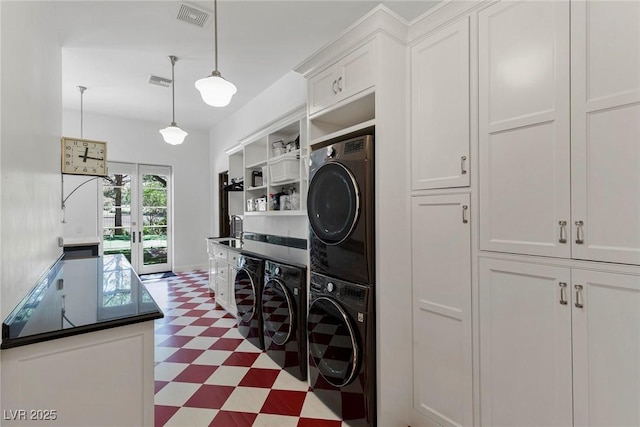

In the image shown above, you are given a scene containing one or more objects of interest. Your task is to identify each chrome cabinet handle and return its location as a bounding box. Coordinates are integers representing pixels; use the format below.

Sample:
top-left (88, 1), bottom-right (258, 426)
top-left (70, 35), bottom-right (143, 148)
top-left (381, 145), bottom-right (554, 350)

top-left (332, 80), bottom-right (338, 94)
top-left (559, 282), bottom-right (568, 305)
top-left (462, 205), bottom-right (469, 224)
top-left (574, 284), bottom-right (584, 308)
top-left (559, 220), bottom-right (567, 243)
top-left (337, 76), bottom-right (343, 92)
top-left (461, 156), bottom-right (467, 175)
top-left (575, 220), bottom-right (584, 244)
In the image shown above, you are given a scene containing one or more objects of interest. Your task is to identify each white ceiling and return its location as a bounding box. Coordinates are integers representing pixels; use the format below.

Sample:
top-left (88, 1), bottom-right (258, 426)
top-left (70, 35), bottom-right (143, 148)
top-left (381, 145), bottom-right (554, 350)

top-left (57, 1), bottom-right (439, 133)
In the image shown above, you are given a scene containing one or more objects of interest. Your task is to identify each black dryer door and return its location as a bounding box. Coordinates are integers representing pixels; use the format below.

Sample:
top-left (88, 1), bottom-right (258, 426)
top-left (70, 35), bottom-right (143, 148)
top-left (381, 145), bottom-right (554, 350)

top-left (307, 162), bottom-right (360, 245)
top-left (234, 269), bottom-right (257, 322)
top-left (262, 278), bottom-right (294, 345)
top-left (307, 296), bottom-right (360, 387)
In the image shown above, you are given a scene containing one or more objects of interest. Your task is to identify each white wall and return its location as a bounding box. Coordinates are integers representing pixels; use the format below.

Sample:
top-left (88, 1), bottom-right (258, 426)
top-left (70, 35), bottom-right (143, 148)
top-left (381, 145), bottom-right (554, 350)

top-left (62, 110), bottom-right (210, 272)
top-left (1, 1), bottom-right (63, 318)
top-left (209, 71), bottom-right (308, 239)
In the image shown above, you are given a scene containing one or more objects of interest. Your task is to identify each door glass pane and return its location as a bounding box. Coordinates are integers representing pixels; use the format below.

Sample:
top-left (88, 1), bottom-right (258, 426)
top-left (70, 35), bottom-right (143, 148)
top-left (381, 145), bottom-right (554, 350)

top-left (142, 174), bottom-right (168, 266)
top-left (103, 174), bottom-right (132, 262)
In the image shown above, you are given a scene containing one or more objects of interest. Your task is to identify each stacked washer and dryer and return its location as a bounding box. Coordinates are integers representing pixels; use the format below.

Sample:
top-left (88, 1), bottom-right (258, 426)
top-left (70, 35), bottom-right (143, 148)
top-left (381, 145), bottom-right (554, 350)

top-left (306, 133), bottom-right (376, 427)
top-left (230, 132), bottom-right (376, 426)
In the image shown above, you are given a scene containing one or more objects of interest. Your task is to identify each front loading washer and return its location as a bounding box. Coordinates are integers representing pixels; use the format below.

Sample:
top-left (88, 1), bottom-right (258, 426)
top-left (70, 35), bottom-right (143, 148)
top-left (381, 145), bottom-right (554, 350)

top-left (234, 254), bottom-right (265, 350)
top-left (307, 272), bottom-right (376, 427)
top-left (307, 133), bottom-right (374, 285)
top-left (262, 260), bottom-right (307, 381)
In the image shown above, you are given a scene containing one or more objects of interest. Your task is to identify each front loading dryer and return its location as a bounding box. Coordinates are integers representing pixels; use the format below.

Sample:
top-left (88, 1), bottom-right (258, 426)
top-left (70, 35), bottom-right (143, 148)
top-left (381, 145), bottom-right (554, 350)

top-left (307, 133), bottom-right (375, 285)
top-left (262, 259), bottom-right (307, 381)
top-left (234, 254), bottom-right (265, 350)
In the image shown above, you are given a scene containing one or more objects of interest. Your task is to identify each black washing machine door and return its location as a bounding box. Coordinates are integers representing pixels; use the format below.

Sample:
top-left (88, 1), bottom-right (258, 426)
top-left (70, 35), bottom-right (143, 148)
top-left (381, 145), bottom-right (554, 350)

top-left (307, 162), bottom-right (360, 245)
top-left (262, 278), bottom-right (294, 345)
top-left (234, 269), bottom-right (257, 322)
top-left (307, 296), bottom-right (361, 387)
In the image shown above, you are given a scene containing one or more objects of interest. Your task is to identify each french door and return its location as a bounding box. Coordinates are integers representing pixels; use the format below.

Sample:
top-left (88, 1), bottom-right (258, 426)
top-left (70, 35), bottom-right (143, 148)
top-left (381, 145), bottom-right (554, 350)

top-left (102, 162), bottom-right (173, 275)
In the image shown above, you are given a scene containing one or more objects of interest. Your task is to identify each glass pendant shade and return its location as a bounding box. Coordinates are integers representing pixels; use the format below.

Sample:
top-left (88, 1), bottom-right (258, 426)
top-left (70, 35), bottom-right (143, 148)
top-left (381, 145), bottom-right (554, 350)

top-left (159, 123), bottom-right (188, 145)
top-left (160, 55), bottom-right (187, 145)
top-left (195, 71), bottom-right (237, 107)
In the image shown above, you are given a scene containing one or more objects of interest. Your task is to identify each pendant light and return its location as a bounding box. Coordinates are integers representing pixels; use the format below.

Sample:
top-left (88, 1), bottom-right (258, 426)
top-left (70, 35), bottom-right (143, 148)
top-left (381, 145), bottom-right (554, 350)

top-left (195, 0), bottom-right (237, 107)
top-left (160, 55), bottom-right (188, 145)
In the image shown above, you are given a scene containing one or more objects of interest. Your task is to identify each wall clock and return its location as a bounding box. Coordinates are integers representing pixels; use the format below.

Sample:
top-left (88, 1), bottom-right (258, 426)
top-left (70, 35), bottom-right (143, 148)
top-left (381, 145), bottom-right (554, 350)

top-left (61, 137), bottom-right (107, 176)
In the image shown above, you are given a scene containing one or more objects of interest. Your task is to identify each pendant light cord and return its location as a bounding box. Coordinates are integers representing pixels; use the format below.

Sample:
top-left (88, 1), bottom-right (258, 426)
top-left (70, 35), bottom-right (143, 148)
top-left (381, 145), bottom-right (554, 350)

top-left (214, 0), bottom-right (219, 72)
top-left (170, 56), bottom-right (177, 125)
top-left (78, 86), bottom-right (86, 138)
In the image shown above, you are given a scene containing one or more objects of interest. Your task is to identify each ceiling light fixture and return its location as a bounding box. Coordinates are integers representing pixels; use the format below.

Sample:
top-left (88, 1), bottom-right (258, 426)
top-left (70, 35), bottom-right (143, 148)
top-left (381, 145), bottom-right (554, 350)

top-left (195, 0), bottom-right (237, 107)
top-left (159, 55), bottom-right (188, 145)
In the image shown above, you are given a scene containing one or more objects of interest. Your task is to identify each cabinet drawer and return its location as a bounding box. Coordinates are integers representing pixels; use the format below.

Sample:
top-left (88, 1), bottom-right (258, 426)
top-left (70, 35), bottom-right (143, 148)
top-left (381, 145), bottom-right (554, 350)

top-left (227, 251), bottom-right (239, 266)
top-left (213, 246), bottom-right (227, 260)
top-left (216, 261), bottom-right (229, 281)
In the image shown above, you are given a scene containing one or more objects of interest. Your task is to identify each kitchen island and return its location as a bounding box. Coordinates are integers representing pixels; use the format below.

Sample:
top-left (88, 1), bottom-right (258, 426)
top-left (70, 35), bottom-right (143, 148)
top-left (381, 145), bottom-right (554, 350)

top-left (1, 254), bottom-right (162, 426)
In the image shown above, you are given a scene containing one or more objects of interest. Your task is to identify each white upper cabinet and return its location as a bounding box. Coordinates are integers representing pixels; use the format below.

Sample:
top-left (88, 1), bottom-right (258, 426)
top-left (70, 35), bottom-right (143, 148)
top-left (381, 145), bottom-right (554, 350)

top-left (411, 17), bottom-right (470, 190)
top-left (308, 41), bottom-right (375, 116)
top-left (478, 0), bottom-right (571, 258)
top-left (570, 0), bottom-right (640, 265)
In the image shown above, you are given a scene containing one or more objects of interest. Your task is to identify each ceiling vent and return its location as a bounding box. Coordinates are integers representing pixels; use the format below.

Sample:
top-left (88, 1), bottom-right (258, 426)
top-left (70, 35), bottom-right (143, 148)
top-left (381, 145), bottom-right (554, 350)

top-left (177, 3), bottom-right (210, 28)
top-left (148, 75), bottom-right (172, 88)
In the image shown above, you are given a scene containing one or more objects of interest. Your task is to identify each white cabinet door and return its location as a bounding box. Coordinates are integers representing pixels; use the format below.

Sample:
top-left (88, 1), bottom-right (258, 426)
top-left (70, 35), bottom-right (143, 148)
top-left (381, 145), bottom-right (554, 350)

top-left (208, 257), bottom-right (216, 292)
top-left (570, 0), bottom-right (640, 266)
top-left (572, 269), bottom-right (640, 426)
top-left (308, 42), bottom-right (375, 116)
top-left (411, 18), bottom-right (470, 190)
top-left (479, 258), bottom-right (573, 427)
top-left (411, 194), bottom-right (472, 427)
top-left (479, 1), bottom-right (571, 258)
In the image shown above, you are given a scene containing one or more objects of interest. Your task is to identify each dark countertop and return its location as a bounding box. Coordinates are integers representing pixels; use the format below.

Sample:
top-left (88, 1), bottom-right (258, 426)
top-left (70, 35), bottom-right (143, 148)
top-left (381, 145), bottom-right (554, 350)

top-left (1, 254), bottom-right (164, 350)
top-left (207, 235), bottom-right (308, 268)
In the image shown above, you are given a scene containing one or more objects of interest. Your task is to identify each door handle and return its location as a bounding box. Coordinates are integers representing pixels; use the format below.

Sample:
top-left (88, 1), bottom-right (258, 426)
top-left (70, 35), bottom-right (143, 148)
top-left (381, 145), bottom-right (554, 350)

top-left (462, 205), bottom-right (469, 224)
top-left (332, 79), bottom-right (338, 94)
top-left (132, 232), bottom-right (136, 243)
top-left (336, 76), bottom-right (343, 92)
top-left (139, 231), bottom-right (142, 243)
top-left (559, 282), bottom-right (568, 305)
top-left (575, 220), bottom-right (584, 244)
top-left (558, 220), bottom-right (567, 243)
top-left (574, 284), bottom-right (584, 308)
top-left (461, 156), bottom-right (467, 175)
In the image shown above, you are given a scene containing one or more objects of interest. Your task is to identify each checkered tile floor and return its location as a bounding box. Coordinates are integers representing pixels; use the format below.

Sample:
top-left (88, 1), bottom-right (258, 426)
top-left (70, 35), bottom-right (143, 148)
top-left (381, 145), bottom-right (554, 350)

top-left (146, 270), bottom-right (350, 427)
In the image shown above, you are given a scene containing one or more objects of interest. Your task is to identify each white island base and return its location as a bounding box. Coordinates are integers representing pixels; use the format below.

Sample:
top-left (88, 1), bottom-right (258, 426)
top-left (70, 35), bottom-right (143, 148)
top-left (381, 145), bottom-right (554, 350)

top-left (1, 320), bottom-right (155, 426)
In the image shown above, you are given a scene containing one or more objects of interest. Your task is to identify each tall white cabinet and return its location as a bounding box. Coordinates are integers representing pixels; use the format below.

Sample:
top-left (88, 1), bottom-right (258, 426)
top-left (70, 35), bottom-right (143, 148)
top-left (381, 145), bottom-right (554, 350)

top-left (478, 0), bottom-right (571, 258)
top-left (478, 1), bottom-right (640, 426)
top-left (411, 194), bottom-right (472, 427)
top-left (479, 0), bottom-right (640, 265)
top-left (570, 0), bottom-right (640, 265)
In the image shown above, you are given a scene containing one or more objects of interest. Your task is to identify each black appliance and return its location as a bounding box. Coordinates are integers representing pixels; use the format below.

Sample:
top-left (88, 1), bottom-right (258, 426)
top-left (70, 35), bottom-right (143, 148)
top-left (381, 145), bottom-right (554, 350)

top-left (234, 254), bottom-right (265, 350)
top-left (307, 134), bottom-right (374, 285)
top-left (262, 260), bottom-right (308, 381)
top-left (307, 272), bottom-right (375, 426)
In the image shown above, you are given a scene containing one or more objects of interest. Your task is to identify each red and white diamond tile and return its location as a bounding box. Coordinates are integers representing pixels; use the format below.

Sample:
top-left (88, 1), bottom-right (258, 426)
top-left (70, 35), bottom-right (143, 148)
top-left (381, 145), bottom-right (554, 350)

top-left (146, 271), bottom-right (348, 427)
